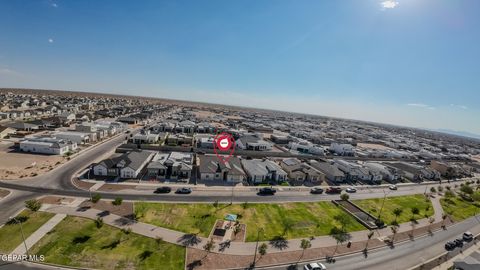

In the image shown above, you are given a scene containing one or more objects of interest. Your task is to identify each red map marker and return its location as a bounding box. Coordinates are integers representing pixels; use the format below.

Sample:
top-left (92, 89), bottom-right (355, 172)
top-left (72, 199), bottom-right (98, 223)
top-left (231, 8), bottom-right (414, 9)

top-left (213, 132), bottom-right (235, 163)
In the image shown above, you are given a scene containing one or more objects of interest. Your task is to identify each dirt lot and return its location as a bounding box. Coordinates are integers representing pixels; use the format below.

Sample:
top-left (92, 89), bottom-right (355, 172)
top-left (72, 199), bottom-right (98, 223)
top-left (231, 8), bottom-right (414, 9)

top-left (0, 141), bottom-right (65, 179)
top-left (357, 143), bottom-right (395, 151)
top-left (79, 200), bottom-right (134, 218)
top-left (38, 196), bottom-right (75, 205)
top-left (472, 155), bottom-right (480, 163)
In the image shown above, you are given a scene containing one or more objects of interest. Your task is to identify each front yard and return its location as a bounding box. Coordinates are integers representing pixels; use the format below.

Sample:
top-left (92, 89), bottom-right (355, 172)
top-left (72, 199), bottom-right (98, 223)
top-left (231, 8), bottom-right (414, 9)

top-left (0, 209), bottom-right (54, 253)
top-left (353, 194), bottom-right (434, 225)
top-left (29, 216), bottom-right (185, 270)
top-left (135, 201), bottom-right (364, 241)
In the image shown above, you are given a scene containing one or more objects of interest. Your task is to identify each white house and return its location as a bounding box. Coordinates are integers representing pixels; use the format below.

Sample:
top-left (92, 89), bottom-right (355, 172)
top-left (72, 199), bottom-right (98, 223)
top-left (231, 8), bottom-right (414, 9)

top-left (241, 159), bottom-right (287, 184)
top-left (55, 131), bottom-right (94, 144)
top-left (19, 137), bottom-right (77, 155)
top-left (236, 134), bottom-right (273, 151)
top-left (330, 143), bottom-right (355, 156)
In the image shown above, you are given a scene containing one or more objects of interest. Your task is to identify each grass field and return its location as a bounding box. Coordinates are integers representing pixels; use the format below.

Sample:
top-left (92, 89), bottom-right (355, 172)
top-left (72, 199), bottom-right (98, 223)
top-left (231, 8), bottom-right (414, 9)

top-left (440, 196), bottom-right (480, 221)
top-left (353, 194), bottom-right (434, 225)
top-left (0, 210), bottom-right (54, 253)
top-left (135, 201), bottom-right (364, 241)
top-left (29, 216), bottom-right (185, 270)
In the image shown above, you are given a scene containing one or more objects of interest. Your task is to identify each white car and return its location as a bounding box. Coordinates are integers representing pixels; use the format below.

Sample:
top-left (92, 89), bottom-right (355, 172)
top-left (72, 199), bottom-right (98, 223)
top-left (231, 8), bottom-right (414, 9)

top-left (389, 184), bottom-right (398, 190)
top-left (304, 262), bottom-right (327, 270)
top-left (346, 187), bottom-right (357, 193)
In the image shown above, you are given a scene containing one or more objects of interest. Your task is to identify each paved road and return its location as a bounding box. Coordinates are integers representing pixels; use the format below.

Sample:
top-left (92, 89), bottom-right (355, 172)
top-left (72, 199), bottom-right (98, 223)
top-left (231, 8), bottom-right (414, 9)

top-left (264, 216), bottom-right (480, 270)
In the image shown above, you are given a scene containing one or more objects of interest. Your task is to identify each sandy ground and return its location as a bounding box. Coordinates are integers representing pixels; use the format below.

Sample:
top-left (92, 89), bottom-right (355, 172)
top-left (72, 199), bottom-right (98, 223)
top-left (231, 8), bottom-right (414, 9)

top-left (472, 155), bottom-right (480, 163)
top-left (0, 141), bottom-right (65, 179)
top-left (357, 143), bottom-right (395, 151)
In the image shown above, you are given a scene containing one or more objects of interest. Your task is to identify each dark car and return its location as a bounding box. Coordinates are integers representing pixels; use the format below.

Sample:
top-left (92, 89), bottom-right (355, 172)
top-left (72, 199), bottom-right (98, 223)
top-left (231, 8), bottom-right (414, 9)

top-left (258, 187), bottom-right (276, 195)
top-left (310, 187), bottom-right (324, 194)
top-left (454, 238), bottom-right (464, 247)
top-left (445, 241), bottom-right (456, 251)
top-left (175, 187), bottom-right (192, 194)
top-left (154, 186), bottom-right (172, 194)
top-left (325, 187), bottom-right (342, 194)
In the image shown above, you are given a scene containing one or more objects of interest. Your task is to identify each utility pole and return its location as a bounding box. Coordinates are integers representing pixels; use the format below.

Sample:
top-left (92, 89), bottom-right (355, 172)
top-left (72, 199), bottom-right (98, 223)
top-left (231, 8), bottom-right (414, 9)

top-left (230, 184), bottom-right (234, 205)
top-left (378, 189), bottom-right (389, 219)
top-left (11, 216), bottom-right (29, 257)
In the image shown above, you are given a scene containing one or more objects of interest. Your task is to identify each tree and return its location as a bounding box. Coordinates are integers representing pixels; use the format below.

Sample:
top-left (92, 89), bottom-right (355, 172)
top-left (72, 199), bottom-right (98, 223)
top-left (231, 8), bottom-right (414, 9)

top-left (340, 193), bottom-right (350, 201)
top-left (258, 243), bottom-right (268, 258)
top-left (461, 185), bottom-right (474, 196)
top-left (365, 231), bottom-right (374, 251)
top-left (393, 208), bottom-right (403, 222)
top-left (441, 214), bottom-right (448, 228)
top-left (282, 218), bottom-right (295, 236)
top-left (299, 239), bottom-right (312, 261)
top-left (241, 201), bottom-right (249, 209)
top-left (438, 186), bottom-right (444, 192)
top-left (112, 197), bottom-right (123, 206)
top-left (212, 200), bottom-right (219, 210)
top-left (334, 213), bottom-right (350, 231)
top-left (430, 187), bottom-right (436, 193)
top-left (92, 194), bottom-right (101, 203)
top-left (95, 217), bottom-right (104, 228)
top-left (202, 239), bottom-right (215, 260)
top-left (390, 225), bottom-right (399, 242)
top-left (25, 199), bottom-right (42, 213)
top-left (329, 226), bottom-right (351, 258)
top-left (411, 207), bottom-right (420, 220)
top-left (155, 236), bottom-right (163, 247)
top-left (428, 217), bottom-right (435, 232)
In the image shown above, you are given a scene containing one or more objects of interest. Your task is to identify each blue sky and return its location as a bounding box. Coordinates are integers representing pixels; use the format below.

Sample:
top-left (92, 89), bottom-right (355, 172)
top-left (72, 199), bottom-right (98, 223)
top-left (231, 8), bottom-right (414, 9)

top-left (1, 0), bottom-right (479, 134)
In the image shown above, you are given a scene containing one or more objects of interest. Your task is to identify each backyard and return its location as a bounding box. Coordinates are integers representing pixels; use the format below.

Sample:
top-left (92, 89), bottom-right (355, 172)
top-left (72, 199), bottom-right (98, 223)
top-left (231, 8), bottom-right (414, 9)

top-left (29, 216), bottom-right (185, 270)
top-left (135, 201), bottom-right (364, 241)
top-left (353, 194), bottom-right (434, 225)
top-left (0, 209), bottom-right (54, 253)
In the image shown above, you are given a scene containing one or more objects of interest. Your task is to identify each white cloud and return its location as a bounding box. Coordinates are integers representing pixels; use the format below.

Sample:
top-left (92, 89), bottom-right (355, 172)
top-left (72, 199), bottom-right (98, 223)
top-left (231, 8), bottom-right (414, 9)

top-left (450, 104), bottom-right (468, 110)
top-left (0, 67), bottom-right (21, 76)
top-left (381, 0), bottom-right (399, 9)
top-left (406, 103), bottom-right (435, 110)
top-left (48, 38), bottom-right (54, 43)
top-left (49, 1), bottom-right (58, 8)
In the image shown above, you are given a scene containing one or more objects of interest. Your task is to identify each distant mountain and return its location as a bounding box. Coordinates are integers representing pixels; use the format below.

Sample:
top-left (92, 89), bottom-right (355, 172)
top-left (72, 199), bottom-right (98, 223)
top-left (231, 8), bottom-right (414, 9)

top-left (434, 129), bottom-right (480, 140)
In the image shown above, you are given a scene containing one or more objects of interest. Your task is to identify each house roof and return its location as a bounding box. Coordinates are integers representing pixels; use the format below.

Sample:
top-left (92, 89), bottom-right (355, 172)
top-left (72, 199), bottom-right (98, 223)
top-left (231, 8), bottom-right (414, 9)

top-left (198, 155), bottom-right (245, 176)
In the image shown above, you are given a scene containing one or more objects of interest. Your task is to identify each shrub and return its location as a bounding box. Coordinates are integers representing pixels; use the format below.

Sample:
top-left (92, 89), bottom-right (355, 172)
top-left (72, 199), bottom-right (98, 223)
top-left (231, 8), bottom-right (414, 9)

top-left (95, 217), bottom-right (104, 228)
top-left (25, 199), bottom-right (42, 212)
top-left (91, 194), bottom-right (101, 203)
top-left (112, 197), bottom-right (123, 206)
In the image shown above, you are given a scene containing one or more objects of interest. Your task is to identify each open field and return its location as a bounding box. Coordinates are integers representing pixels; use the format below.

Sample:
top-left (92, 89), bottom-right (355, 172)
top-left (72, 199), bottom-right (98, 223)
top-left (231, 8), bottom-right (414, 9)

top-left (353, 194), bottom-right (434, 225)
top-left (135, 202), bottom-right (364, 242)
top-left (29, 216), bottom-right (185, 270)
top-left (440, 196), bottom-right (480, 221)
top-left (0, 141), bottom-right (65, 179)
top-left (0, 209), bottom-right (55, 253)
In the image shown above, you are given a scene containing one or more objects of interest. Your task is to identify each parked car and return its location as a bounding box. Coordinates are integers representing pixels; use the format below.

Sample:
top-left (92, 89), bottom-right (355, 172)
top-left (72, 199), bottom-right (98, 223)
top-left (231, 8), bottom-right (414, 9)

top-left (445, 241), bottom-right (456, 251)
top-left (463, 231), bottom-right (474, 242)
top-left (310, 187), bottom-right (324, 194)
top-left (258, 187), bottom-right (276, 195)
top-left (304, 262), bottom-right (327, 270)
top-left (325, 187), bottom-right (342, 194)
top-left (454, 238), bottom-right (464, 247)
top-left (389, 184), bottom-right (398, 190)
top-left (346, 187), bottom-right (357, 193)
top-left (175, 187), bottom-right (192, 194)
top-left (154, 186), bottom-right (172, 194)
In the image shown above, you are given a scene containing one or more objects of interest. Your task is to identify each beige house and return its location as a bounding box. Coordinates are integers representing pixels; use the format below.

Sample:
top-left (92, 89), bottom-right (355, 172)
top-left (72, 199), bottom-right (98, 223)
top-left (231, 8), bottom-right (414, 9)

top-left (0, 126), bottom-right (16, 139)
top-left (280, 158), bottom-right (325, 185)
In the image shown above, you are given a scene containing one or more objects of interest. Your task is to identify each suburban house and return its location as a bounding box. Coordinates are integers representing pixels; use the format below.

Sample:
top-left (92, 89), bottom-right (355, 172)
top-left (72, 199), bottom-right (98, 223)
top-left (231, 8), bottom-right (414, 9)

top-left (241, 159), bottom-right (287, 184)
top-left (330, 143), bottom-right (355, 156)
top-left (195, 134), bottom-right (215, 149)
top-left (198, 154), bottom-right (246, 183)
top-left (364, 162), bottom-right (401, 183)
top-left (0, 126), bottom-right (16, 139)
top-left (55, 131), bottom-right (95, 144)
top-left (175, 120), bottom-right (196, 133)
top-left (58, 112), bottom-right (76, 124)
top-left (93, 150), bottom-right (154, 179)
top-left (146, 152), bottom-right (193, 181)
top-left (236, 134), bottom-right (273, 151)
top-left (165, 133), bottom-right (193, 146)
top-left (130, 130), bottom-right (159, 144)
top-left (279, 158), bottom-right (325, 185)
top-left (6, 122), bottom-right (39, 132)
top-left (308, 160), bottom-right (346, 183)
top-left (19, 137), bottom-right (77, 155)
top-left (288, 142), bottom-right (326, 156)
top-left (386, 162), bottom-right (441, 181)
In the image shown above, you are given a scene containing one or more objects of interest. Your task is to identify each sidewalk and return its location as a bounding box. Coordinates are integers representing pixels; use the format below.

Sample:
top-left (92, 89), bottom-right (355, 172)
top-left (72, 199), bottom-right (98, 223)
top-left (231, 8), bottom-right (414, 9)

top-left (11, 213), bottom-right (66, 255)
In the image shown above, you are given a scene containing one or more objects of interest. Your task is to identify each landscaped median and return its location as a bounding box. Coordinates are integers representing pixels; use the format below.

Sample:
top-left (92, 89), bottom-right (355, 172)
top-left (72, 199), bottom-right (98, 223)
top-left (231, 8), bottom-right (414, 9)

top-left (135, 201), bottom-right (365, 241)
top-left (353, 194), bottom-right (434, 225)
top-left (28, 216), bottom-right (185, 270)
top-left (0, 209), bottom-right (54, 254)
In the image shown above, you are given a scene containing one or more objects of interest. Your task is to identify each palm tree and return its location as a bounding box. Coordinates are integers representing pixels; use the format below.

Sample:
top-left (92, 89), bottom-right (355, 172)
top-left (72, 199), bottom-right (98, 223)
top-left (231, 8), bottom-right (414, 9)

top-left (334, 213), bottom-right (350, 232)
top-left (411, 207), bottom-right (420, 221)
top-left (202, 239), bottom-right (215, 260)
top-left (390, 224), bottom-right (399, 243)
top-left (282, 218), bottom-right (295, 236)
top-left (365, 230), bottom-right (374, 251)
top-left (393, 208), bottom-right (403, 222)
top-left (299, 239), bottom-right (312, 262)
top-left (257, 243), bottom-right (268, 262)
top-left (441, 213), bottom-right (448, 228)
top-left (329, 227), bottom-right (351, 259)
top-left (428, 217), bottom-right (435, 233)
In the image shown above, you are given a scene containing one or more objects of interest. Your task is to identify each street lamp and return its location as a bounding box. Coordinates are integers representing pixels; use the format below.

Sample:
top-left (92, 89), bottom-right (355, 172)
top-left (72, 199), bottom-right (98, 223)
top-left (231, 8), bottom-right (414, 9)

top-left (378, 189), bottom-right (391, 220)
top-left (252, 228), bottom-right (264, 268)
top-left (10, 216), bottom-right (29, 257)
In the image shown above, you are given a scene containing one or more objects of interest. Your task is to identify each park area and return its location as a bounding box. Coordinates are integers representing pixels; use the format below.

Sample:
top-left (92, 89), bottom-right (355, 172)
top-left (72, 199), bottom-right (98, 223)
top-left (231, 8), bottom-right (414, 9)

top-left (441, 195), bottom-right (480, 221)
top-left (135, 201), bottom-right (364, 242)
top-left (0, 209), bottom-right (54, 253)
top-left (29, 216), bottom-right (185, 270)
top-left (353, 194), bottom-right (434, 225)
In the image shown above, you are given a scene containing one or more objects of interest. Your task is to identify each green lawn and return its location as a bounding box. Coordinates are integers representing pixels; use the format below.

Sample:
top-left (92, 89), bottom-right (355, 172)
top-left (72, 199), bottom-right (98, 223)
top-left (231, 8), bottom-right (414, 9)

top-left (0, 210), bottom-right (54, 253)
top-left (29, 216), bottom-right (184, 270)
top-left (135, 202), bottom-right (364, 241)
top-left (353, 194), bottom-right (434, 225)
top-left (440, 196), bottom-right (480, 221)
